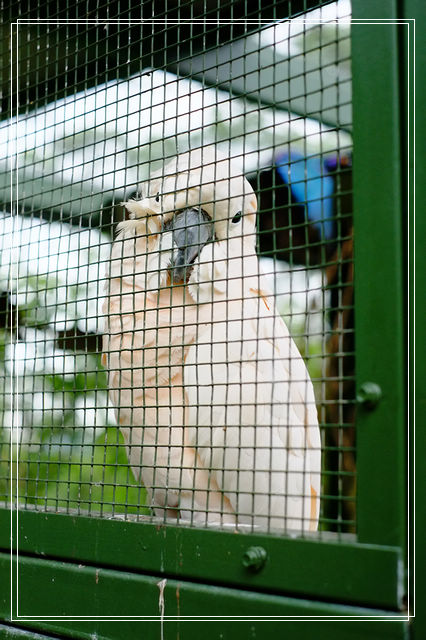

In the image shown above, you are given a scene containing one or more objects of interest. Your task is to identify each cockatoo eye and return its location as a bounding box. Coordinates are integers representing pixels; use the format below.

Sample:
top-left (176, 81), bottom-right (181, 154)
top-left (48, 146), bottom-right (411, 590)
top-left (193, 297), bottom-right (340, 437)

top-left (155, 192), bottom-right (160, 203)
top-left (231, 211), bottom-right (242, 224)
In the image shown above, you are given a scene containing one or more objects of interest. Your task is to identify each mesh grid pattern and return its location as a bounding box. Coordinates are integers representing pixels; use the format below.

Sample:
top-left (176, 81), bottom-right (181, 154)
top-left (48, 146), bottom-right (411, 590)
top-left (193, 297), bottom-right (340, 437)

top-left (1, 0), bottom-right (355, 535)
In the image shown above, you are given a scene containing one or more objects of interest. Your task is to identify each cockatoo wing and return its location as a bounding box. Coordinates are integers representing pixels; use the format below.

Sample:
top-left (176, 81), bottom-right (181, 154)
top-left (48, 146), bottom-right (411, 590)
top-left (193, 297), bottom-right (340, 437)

top-left (184, 240), bottom-right (321, 532)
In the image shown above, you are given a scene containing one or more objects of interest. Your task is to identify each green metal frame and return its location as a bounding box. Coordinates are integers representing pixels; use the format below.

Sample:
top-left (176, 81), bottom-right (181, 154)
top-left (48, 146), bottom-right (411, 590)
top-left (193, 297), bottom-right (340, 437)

top-left (0, 510), bottom-right (402, 610)
top-left (0, 553), bottom-right (409, 640)
top-left (1, 1), bottom-right (418, 637)
top-left (405, 1), bottom-right (423, 639)
top-left (352, 1), bottom-right (406, 550)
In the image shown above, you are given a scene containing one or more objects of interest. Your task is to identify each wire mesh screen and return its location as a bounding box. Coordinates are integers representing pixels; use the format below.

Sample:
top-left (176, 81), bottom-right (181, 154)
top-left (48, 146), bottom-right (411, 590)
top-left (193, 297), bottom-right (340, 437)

top-left (1, 0), bottom-right (355, 535)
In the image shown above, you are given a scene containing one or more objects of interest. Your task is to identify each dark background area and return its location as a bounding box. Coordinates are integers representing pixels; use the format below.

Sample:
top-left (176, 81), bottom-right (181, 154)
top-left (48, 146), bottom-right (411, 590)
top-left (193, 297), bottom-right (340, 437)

top-left (2, 0), bottom-right (332, 121)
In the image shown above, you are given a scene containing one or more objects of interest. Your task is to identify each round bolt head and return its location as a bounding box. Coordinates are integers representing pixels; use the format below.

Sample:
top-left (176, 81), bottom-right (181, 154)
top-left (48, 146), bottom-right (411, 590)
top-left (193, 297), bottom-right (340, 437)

top-left (357, 381), bottom-right (382, 409)
top-left (242, 546), bottom-right (268, 572)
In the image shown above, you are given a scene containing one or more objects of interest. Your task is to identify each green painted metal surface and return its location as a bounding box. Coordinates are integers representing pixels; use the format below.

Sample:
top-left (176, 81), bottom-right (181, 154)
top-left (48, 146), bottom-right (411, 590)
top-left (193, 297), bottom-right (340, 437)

top-left (402, 1), bottom-right (424, 638)
top-left (1, 554), bottom-right (409, 640)
top-left (0, 625), bottom-right (58, 640)
top-left (0, 508), bottom-right (403, 611)
top-left (351, 1), bottom-right (406, 549)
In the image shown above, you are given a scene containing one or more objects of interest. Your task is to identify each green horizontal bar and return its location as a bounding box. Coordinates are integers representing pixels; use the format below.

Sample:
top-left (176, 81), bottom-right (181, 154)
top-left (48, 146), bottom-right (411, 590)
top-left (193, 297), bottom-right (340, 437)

top-left (0, 508), bottom-right (404, 611)
top-left (1, 554), bottom-right (408, 640)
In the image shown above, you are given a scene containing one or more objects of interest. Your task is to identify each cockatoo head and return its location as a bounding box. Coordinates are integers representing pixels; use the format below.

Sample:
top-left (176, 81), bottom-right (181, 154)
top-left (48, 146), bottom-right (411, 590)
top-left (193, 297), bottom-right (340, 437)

top-left (124, 147), bottom-right (258, 284)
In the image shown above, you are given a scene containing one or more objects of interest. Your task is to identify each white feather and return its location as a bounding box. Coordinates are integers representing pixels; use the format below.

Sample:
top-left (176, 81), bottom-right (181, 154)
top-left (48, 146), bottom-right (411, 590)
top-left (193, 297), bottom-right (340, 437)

top-left (103, 148), bottom-right (321, 533)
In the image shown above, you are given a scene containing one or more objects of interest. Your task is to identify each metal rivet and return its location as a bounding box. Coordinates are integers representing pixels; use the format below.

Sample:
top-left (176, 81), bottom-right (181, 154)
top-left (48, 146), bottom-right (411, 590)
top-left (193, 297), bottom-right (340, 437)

top-left (242, 546), bottom-right (267, 572)
top-left (357, 382), bottom-right (382, 409)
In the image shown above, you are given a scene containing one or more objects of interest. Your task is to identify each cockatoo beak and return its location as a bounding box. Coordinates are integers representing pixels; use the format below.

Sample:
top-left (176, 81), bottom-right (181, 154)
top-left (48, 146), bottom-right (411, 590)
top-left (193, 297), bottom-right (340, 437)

top-left (164, 208), bottom-right (214, 284)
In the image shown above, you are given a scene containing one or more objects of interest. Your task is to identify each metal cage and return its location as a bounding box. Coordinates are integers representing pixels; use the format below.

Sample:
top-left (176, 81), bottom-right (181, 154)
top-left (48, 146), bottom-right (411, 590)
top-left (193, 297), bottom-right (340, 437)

top-left (0, 0), bottom-right (416, 637)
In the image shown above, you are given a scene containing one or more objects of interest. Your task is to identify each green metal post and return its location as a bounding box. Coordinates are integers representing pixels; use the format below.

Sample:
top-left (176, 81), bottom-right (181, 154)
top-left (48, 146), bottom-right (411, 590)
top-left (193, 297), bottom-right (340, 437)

top-left (400, 2), bottom-right (424, 636)
top-left (351, 2), bottom-right (406, 548)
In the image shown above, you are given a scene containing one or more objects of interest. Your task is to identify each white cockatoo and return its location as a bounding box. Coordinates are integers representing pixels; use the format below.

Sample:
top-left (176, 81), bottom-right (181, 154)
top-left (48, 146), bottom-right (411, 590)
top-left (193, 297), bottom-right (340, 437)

top-left (103, 146), bottom-right (321, 532)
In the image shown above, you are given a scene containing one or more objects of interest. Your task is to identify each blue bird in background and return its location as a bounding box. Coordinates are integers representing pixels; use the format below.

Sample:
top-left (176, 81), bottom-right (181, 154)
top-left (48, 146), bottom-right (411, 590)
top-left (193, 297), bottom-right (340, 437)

top-left (275, 151), bottom-right (335, 241)
top-left (249, 149), bottom-right (352, 266)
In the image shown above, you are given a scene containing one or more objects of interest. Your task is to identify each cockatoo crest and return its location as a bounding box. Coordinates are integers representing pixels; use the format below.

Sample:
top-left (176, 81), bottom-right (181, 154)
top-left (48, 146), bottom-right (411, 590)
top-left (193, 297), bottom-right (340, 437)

top-left (125, 146), bottom-right (257, 239)
top-left (119, 146), bottom-right (259, 302)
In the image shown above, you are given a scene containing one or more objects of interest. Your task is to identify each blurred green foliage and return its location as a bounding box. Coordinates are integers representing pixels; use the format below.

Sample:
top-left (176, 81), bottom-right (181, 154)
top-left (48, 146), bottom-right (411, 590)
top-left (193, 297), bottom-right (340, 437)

top-left (0, 288), bottom-right (149, 517)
